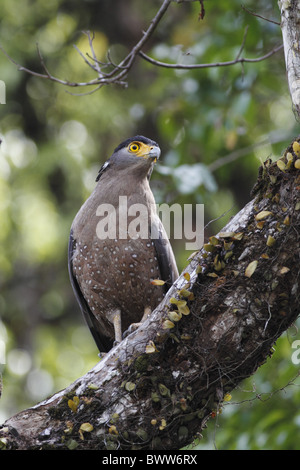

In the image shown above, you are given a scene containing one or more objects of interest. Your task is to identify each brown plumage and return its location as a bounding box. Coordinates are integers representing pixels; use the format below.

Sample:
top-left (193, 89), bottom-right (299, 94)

top-left (68, 136), bottom-right (178, 352)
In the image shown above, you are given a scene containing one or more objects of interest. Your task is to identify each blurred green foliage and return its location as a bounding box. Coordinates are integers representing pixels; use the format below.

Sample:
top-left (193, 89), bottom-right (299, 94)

top-left (0, 0), bottom-right (299, 449)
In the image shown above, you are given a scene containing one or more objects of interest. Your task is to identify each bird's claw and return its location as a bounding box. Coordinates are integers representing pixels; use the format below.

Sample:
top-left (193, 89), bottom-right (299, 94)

top-left (122, 322), bottom-right (141, 339)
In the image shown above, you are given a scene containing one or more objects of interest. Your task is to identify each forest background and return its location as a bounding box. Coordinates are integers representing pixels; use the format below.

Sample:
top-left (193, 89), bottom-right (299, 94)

top-left (0, 0), bottom-right (299, 450)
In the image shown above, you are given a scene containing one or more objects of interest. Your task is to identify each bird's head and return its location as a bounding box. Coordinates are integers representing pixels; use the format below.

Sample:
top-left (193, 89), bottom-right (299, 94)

top-left (96, 135), bottom-right (161, 181)
top-left (113, 135), bottom-right (160, 163)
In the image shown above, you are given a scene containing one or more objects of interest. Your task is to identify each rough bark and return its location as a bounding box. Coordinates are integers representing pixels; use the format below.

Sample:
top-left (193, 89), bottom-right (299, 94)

top-left (1, 138), bottom-right (300, 450)
top-left (279, 0), bottom-right (300, 118)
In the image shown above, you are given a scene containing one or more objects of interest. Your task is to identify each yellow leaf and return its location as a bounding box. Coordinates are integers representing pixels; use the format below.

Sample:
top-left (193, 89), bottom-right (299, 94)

top-left (80, 422), bottom-right (93, 433)
top-left (218, 231), bottom-right (235, 238)
top-left (224, 250), bottom-right (233, 260)
top-left (151, 279), bottom-right (165, 286)
top-left (294, 159), bottom-right (300, 169)
top-left (183, 272), bottom-right (190, 281)
top-left (145, 341), bottom-right (158, 354)
top-left (177, 289), bottom-right (195, 300)
top-left (280, 266), bottom-right (290, 275)
top-left (214, 260), bottom-right (223, 271)
top-left (158, 383), bottom-right (170, 396)
top-left (245, 260), bottom-right (258, 278)
top-left (232, 232), bottom-right (244, 240)
top-left (266, 235), bottom-right (276, 247)
top-left (162, 319), bottom-right (175, 329)
top-left (224, 241), bottom-right (233, 250)
top-left (255, 211), bottom-right (272, 221)
top-left (207, 272), bottom-right (218, 278)
top-left (168, 311), bottom-right (182, 322)
top-left (277, 159), bottom-right (286, 171)
top-left (283, 215), bottom-right (290, 225)
top-left (88, 383), bottom-right (99, 390)
top-left (209, 236), bottom-right (219, 246)
top-left (159, 419), bottom-right (167, 430)
top-left (68, 396), bottom-right (80, 413)
top-left (125, 382), bottom-right (136, 392)
top-left (256, 221), bottom-right (265, 229)
top-left (108, 425), bottom-right (118, 435)
top-left (73, 396), bottom-right (80, 405)
top-left (292, 141), bottom-right (300, 156)
top-left (178, 288), bottom-right (191, 298)
top-left (177, 301), bottom-right (190, 315)
top-left (203, 243), bottom-right (216, 252)
top-left (79, 422), bottom-right (93, 440)
top-left (224, 393), bottom-right (232, 402)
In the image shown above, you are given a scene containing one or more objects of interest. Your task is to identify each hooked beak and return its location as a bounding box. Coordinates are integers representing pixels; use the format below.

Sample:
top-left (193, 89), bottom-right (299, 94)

top-left (148, 146), bottom-right (161, 163)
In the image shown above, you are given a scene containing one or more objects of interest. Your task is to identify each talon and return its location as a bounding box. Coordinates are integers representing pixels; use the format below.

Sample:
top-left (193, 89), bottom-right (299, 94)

top-left (122, 323), bottom-right (140, 339)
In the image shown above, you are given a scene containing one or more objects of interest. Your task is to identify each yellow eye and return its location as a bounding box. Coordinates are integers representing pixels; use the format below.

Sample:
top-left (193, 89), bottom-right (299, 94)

top-left (129, 142), bottom-right (140, 153)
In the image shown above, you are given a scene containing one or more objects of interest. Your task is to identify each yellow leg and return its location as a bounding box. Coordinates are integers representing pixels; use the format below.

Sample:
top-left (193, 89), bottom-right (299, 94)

top-left (140, 306), bottom-right (151, 323)
top-left (107, 309), bottom-right (122, 344)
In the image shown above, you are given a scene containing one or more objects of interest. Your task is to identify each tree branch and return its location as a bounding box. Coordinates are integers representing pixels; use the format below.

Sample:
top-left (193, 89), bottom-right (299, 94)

top-left (0, 0), bottom-right (172, 94)
top-left (241, 5), bottom-right (280, 26)
top-left (1, 138), bottom-right (300, 450)
top-left (139, 44), bottom-right (283, 70)
top-left (0, 1), bottom-right (284, 94)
